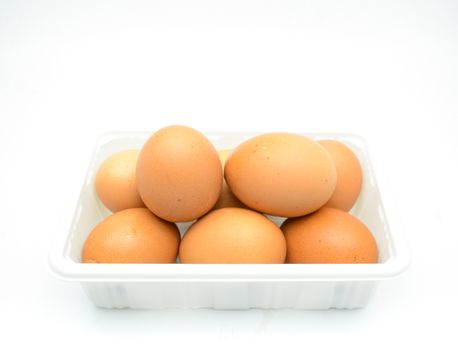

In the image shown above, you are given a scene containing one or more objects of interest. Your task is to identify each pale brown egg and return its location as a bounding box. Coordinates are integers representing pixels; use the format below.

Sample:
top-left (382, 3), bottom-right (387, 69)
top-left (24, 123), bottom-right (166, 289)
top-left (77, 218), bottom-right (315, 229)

top-left (224, 133), bottom-right (337, 217)
top-left (281, 207), bottom-right (378, 264)
top-left (212, 149), bottom-right (246, 210)
top-left (95, 150), bottom-right (145, 212)
top-left (319, 140), bottom-right (363, 212)
top-left (82, 208), bottom-right (180, 263)
top-left (179, 208), bottom-right (286, 263)
top-left (136, 125), bottom-right (223, 222)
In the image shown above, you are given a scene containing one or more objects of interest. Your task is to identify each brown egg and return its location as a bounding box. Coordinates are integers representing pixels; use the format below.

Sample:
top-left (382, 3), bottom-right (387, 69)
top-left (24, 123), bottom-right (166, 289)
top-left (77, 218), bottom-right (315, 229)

top-left (82, 208), bottom-right (180, 263)
top-left (281, 207), bottom-right (378, 264)
top-left (136, 125), bottom-right (223, 222)
top-left (212, 149), bottom-right (246, 210)
top-left (179, 208), bottom-right (286, 263)
top-left (319, 140), bottom-right (363, 212)
top-left (225, 133), bottom-right (337, 217)
top-left (95, 150), bottom-right (145, 212)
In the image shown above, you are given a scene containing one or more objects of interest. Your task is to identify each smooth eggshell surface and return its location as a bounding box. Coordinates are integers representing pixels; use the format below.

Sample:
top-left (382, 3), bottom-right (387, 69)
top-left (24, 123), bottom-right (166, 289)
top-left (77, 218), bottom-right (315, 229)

top-left (136, 125), bottom-right (223, 222)
top-left (95, 149), bottom-right (145, 212)
top-left (179, 208), bottom-right (286, 263)
top-left (281, 207), bottom-right (378, 264)
top-left (224, 133), bottom-right (337, 217)
top-left (82, 208), bottom-right (180, 263)
top-left (212, 149), bottom-right (246, 210)
top-left (319, 140), bottom-right (363, 212)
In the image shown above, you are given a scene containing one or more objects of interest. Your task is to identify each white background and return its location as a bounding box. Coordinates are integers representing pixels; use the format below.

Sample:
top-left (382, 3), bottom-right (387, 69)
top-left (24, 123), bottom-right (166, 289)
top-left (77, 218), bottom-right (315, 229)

top-left (1, 0), bottom-right (457, 348)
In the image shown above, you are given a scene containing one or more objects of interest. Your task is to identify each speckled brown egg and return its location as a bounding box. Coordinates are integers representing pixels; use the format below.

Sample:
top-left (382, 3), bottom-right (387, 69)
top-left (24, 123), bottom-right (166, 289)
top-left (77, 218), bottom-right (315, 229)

top-left (82, 208), bottom-right (180, 263)
top-left (224, 133), bottom-right (337, 217)
top-left (136, 125), bottom-right (223, 222)
top-left (281, 207), bottom-right (378, 264)
top-left (319, 140), bottom-right (363, 212)
top-left (212, 149), bottom-right (246, 210)
top-left (179, 208), bottom-right (286, 263)
top-left (95, 150), bottom-right (145, 212)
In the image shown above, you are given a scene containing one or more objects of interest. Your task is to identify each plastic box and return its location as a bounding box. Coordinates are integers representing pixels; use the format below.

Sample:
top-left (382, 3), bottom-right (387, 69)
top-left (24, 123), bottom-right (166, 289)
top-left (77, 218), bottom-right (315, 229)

top-left (48, 132), bottom-right (410, 309)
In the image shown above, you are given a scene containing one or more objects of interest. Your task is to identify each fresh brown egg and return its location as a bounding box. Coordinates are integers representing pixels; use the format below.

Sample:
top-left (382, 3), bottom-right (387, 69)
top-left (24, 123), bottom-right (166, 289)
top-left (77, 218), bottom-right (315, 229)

top-left (95, 150), bottom-right (145, 212)
top-left (281, 207), bottom-right (378, 264)
top-left (179, 208), bottom-right (286, 263)
top-left (319, 140), bottom-right (363, 212)
top-left (136, 125), bottom-right (223, 222)
top-left (82, 208), bottom-right (180, 263)
top-left (212, 149), bottom-right (246, 210)
top-left (224, 133), bottom-right (337, 217)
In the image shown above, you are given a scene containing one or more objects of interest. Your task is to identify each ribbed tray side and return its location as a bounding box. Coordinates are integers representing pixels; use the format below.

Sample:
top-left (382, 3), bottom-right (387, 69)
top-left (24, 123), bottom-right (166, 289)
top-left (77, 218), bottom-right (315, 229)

top-left (81, 281), bottom-right (378, 310)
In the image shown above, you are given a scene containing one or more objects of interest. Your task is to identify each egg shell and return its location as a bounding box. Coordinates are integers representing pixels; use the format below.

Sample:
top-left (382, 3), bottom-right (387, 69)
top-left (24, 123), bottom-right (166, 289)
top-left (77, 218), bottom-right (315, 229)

top-left (136, 125), bottom-right (223, 222)
top-left (281, 207), bottom-right (378, 264)
top-left (212, 149), bottom-right (246, 210)
top-left (82, 208), bottom-right (180, 263)
top-left (95, 149), bottom-right (145, 212)
top-left (319, 140), bottom-right (363, 212)
top-left (224, 133), bottom-right (337, 217)
top-left (179, 207), bottom-right (286, 264)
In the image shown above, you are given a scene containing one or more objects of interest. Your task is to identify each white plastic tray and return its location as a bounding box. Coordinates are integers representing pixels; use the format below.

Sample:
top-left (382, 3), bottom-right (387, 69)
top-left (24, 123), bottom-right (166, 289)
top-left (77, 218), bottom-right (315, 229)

top-left (48, 132), bottom-right (410, 309)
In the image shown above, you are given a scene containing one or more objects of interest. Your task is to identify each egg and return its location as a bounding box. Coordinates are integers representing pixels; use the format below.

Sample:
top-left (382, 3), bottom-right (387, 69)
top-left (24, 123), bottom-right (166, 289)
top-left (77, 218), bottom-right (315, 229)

top-left (136, 125), bottom-right (223, 222)
top-left (95, 150), bottom-right (145, 212)
top-left (281, 207), bottom-right (378, 264)
top-left (179, 208), bottom-right (286, 263)
top-left (224, 133), bottom-right (337, 217)
top-left (82, 208), bottom-right (180, 263)
top-left (212, 149), bottom-right (246, 210)
top-left (319, 140), bottom-right (363, 211)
